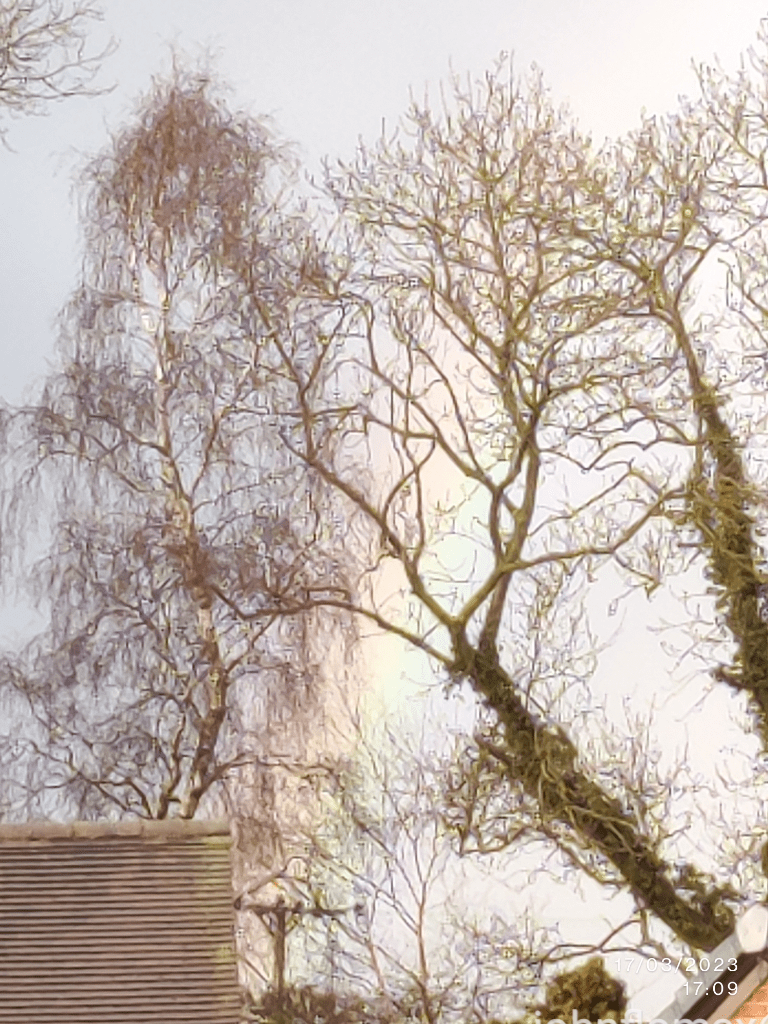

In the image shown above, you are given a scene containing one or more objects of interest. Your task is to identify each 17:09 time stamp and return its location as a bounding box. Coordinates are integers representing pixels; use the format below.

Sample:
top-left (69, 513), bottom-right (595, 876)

top-left (613, 956), bottom-right (739, 975)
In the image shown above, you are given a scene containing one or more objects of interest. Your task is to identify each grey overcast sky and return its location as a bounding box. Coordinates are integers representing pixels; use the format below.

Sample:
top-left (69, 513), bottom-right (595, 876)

top-left (2, 3), bottom-right (768, 1012)
top-left (2, 0), bottom-right (768, 407)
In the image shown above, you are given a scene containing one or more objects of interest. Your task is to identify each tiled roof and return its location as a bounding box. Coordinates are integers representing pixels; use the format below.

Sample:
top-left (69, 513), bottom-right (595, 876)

top-left (0, 818), bottom-right (240, 1023)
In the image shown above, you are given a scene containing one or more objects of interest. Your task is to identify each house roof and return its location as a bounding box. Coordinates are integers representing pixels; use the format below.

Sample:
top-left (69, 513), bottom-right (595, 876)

top-left (653, 907), bottom-right (768, 1024)
top-left (0, 818), bottom-right (240, 1024)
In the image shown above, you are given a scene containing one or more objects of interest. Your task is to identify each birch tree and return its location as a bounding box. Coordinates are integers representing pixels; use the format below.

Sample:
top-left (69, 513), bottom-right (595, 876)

top-left (0, 65), bottom-right (355, 827)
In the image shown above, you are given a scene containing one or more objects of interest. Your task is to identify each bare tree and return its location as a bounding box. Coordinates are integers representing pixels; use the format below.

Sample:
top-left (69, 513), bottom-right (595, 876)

top-left (299, 721), bottom-right (484, 1024)
top-left (281, 708), bottom-right (685, 1024)
top-left (0, 0), bottom-right (114, 142)
top-left (286, 715), bottom-right (523, 1024)
top-left (0, 64), bottom-right (356, 828)
top-left (265, 32), bottom-right (768, 953)
top-left (6, 24), bottom-right (768, 1022)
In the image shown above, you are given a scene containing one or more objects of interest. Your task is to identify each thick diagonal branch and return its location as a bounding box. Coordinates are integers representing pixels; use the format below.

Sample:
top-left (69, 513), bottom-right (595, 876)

top-left (452, 639), bottom-right (733, 951)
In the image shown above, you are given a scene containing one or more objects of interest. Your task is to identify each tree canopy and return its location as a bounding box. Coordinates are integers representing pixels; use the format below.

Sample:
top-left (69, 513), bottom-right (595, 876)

top-left (0, 0), bottom-right (114, 143)
top-left (278, 37), bottom-right (768, 952)
top-left (0, 67), bottom-right (356, 829)
top-left (7, 15), bottom-right (768, 1023)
